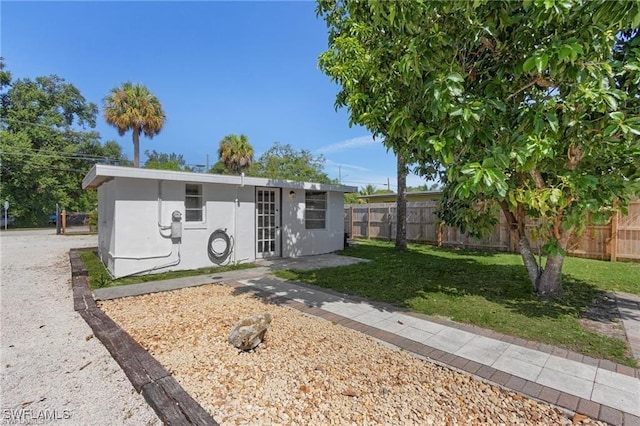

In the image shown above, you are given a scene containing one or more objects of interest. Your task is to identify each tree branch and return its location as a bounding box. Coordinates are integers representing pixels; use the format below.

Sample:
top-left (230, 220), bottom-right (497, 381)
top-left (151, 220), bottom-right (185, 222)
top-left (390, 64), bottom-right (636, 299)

top-left (506, 75), bottom-right (555, 101)
top-left (506, 79), bottom-right (538, 101)
top-left (530, 169), bottom-right (546, 189)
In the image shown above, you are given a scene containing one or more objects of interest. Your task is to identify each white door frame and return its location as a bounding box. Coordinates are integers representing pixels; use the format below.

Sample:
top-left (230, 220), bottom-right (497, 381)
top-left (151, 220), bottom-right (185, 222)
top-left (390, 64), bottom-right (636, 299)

top-left (255, 188), bottom-right (281, 258)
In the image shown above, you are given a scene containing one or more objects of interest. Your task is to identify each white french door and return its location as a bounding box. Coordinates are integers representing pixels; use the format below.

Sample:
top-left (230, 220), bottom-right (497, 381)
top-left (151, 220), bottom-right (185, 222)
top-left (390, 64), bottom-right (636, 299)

top-left (256, 188), bottom-right (280, 258)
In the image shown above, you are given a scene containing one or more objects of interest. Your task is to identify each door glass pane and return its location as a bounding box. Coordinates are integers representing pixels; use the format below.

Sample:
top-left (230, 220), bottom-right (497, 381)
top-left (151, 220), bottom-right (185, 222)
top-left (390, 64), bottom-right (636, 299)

top-left (256, 189), bottom-right (278, 255)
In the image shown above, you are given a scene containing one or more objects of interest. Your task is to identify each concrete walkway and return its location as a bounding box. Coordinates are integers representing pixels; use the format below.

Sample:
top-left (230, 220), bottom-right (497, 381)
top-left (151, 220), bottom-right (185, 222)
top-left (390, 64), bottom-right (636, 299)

top-left (94, 255), bottom-right (640, 426)
top-left (617, 292), bottom-right (640, 363)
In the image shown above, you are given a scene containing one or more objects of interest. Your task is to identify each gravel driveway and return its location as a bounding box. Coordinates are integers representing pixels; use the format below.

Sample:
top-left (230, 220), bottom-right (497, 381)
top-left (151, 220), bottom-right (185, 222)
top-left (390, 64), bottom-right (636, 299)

top-left (0, 229), bottom-right (159, 425)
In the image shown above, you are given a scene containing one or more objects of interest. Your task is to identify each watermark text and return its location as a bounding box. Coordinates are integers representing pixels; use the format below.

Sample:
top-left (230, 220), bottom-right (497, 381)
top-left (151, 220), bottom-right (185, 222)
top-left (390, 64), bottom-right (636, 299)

top-left (2, 408), bottom-right (71, 424)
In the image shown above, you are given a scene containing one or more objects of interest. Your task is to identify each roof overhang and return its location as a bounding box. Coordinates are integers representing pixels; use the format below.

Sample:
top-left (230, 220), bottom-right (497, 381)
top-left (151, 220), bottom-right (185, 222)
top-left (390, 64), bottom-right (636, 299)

top-left (82, 164), bottom-right (358, 193)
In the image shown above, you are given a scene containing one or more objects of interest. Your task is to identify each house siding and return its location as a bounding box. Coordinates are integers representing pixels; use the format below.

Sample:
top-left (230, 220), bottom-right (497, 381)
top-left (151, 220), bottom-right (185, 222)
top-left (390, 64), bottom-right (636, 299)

top-left (281, 189), bottom-right (345, 257)
top-left (98, 177), bottom-right (348, 278)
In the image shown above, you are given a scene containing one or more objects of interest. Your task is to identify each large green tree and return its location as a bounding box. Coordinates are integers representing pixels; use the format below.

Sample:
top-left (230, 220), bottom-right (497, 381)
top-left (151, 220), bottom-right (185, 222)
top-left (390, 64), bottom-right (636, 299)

top-left (143, 150), bottom-right (191, 171)
top-left (103, 82), bottom-right (166, 168)
top-left (216, 134), bottom-right (254, 175)
top-left (0, 63), bottom-right (128, 225)
top-left (318, 0), bottom-right (640, 297)
top-left (253, 142), bottom-right (335, 183)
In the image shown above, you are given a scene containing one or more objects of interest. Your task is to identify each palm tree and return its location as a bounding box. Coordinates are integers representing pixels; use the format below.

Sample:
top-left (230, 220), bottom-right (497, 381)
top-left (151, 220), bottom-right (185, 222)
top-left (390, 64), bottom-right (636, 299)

top-left (103, 82), bottom-right (165, 168)
top-left (359, 184), bottom-right (377, 195)
top-left (217, 134), bottom-right (254, 175)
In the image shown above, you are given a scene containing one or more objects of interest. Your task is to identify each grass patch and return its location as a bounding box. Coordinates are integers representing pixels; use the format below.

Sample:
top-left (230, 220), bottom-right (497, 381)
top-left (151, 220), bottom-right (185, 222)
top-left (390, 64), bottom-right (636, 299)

top-left (275, 240), bottom-right (639, 367)
top-left (79, 250), bottom-right (256, 290)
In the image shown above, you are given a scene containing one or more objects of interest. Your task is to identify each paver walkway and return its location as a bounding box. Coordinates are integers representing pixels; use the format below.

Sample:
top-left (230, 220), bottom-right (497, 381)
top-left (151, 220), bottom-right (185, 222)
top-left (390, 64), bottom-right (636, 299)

top-left (94, 255), bottom-right (640, 426)
top-left (617, 292), bottom-right (640, 363)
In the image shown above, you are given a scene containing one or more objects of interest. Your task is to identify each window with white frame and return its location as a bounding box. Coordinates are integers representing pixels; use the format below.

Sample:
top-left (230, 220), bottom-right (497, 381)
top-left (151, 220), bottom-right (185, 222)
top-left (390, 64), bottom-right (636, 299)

top-left (305, 191), bottom-right (326, 229)
top-left (185, 184), bottom-right (203, 222)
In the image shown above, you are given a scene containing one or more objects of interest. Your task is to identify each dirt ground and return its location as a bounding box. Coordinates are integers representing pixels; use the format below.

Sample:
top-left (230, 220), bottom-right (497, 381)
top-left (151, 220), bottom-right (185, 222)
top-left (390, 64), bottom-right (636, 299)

top-left (580, 292), bottom-right (629, 349)
top-left (0, 229), bottom-right (159, 425)
top-left (100, 283), bottom-right (606, 426)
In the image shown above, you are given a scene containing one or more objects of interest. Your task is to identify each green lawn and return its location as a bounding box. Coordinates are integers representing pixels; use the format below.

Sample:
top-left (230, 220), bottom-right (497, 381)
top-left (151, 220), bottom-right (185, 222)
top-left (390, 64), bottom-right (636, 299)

top-left (80, 250), bottom-right (256, 290)
top-left (275, 240), bottom-right (639, 367)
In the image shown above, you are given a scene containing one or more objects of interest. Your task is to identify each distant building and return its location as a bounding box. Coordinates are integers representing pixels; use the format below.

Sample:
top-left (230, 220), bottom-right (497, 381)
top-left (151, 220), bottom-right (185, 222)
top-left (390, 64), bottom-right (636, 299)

top-left (355, 191), bottom-right (443, 204)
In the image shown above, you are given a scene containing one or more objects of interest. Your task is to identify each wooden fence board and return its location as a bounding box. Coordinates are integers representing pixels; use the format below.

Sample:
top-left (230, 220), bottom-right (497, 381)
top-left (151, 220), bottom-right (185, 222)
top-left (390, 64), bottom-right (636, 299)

top-left (617, 201), bottom-right (640, 260)
top-left (345, 199), bottom-right (640, 261)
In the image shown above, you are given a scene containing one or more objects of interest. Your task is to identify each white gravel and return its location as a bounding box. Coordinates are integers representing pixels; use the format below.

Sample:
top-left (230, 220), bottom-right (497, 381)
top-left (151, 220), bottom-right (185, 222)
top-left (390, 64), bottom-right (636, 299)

top-left (0, 229), bottom-right (159, 425)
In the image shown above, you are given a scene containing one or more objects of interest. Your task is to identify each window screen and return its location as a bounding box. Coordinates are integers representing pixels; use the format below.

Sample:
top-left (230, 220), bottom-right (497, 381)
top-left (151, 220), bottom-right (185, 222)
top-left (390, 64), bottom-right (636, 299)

top-left (305, 191), bottom-right (326, 229)
top-left (185, 184), bottom-right (203, 222)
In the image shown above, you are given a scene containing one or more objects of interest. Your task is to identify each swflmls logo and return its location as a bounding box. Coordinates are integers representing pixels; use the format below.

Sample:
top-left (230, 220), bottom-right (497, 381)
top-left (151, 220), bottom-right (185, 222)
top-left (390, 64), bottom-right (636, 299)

top-left (2, 408), bottom-right (72, 424)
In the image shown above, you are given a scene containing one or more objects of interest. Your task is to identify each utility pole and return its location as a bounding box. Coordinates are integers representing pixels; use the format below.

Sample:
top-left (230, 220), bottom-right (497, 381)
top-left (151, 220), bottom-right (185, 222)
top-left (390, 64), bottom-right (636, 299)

top-left (206, 154), bottom-right (209, 171)
top-left (387, 177), bottom-right (390, 191)
top-left (339, 166), bottom-right (342, 183)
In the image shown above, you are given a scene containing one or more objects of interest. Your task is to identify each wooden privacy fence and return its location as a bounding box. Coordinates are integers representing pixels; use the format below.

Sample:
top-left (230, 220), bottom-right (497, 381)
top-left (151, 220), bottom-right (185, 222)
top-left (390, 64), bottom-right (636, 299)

top-left (344, 199), bottom-right (640, 262)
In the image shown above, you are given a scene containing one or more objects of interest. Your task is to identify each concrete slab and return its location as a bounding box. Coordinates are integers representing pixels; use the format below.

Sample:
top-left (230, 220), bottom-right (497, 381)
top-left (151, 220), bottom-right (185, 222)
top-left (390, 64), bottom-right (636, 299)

top-left (371, 316), bottom-right (410, 333)
top-left (240, 276), bottom-right (343, 307)
top-left (492, 353), bottom-right (543, 382)
top-left (499, 344), bottom-right (550, 367)
top-left (544, 356), bottom-right (597, 381)
top-left (592, 382), bottom-right (640, 417)
top-left (595, 368), bottom-right (640, 395)
top-left (424, 328), bottom-right (475, 353)
top-left (406, 317), bottom-right (447, 334)
top-left (396, 326), bottom-right (436, 344)
top-left (455, 335), bottom-right (510, 365)
top-left (257, 253), bottom-right (370, 271)
top-left (536, 368), bottom-right (593, 399)
top-left (352, 310), bottom-right (394, 325)
top-left (323, 301), bottom-right (376, 318)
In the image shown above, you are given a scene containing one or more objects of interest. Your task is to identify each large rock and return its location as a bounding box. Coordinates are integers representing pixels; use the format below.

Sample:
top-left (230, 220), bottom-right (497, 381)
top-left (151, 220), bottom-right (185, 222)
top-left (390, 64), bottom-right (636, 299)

top-left (228, 313), bottom-right (273, 351)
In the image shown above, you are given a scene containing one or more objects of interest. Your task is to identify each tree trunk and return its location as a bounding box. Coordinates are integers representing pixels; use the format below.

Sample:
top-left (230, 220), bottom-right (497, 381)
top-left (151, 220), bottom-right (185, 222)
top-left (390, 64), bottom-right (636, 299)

top-left (501, 201), bottom-right (565, 297)
top-left (514, 227), bottom-right (567, 297)
top-left (395, 153), bottom-right (407, 250)
top-left (517, 236), bottom-right (540, 289)
top-left (537, 254), bottom-right (564, 297)
top-left (133, 128), bottom-right (140, 168)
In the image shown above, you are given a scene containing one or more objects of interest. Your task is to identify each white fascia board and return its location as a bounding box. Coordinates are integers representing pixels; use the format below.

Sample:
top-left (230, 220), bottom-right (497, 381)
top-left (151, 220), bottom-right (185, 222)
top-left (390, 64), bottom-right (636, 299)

top-left (82, 164), bottom-right (358, 193)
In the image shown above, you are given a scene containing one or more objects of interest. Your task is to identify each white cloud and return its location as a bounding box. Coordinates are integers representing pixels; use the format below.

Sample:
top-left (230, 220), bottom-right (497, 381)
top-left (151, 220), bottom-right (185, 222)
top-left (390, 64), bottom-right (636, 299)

top-left (316, 135), bottom-right (380, 154)
top-left (325, 159), bottom-right (370, 172)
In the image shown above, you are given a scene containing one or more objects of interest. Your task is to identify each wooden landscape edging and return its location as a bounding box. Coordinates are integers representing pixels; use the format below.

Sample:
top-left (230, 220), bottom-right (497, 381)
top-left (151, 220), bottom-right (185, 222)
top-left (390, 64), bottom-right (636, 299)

top-left (69, 249), bottom-right (218, 426)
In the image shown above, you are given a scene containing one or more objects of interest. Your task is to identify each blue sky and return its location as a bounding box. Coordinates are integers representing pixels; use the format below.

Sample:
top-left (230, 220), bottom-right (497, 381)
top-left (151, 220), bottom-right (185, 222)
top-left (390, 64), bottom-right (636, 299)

top-left (2, 1), bottom-right (429, 190)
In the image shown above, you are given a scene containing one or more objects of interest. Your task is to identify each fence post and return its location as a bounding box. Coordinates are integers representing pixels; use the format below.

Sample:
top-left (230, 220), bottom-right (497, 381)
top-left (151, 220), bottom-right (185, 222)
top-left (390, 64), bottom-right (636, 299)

top-left (610, 210), bottom-right (619, 262)
top-left (438, 222), bottom-right (444, 247)
top-left (388, 205), bottom-right (392, 242)
top-left (61, 209), bottom-right (67, 235)
top-left (350, 206), bottom-right (354, 240)
top-left (367, 205), bottom-right (371, 239)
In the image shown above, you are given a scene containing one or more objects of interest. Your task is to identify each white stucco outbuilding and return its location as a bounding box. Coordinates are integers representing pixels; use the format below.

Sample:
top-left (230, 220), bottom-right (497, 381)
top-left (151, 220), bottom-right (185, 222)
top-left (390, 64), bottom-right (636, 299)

top-left (82, 165), bottom-right (357, 278)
